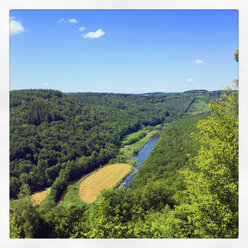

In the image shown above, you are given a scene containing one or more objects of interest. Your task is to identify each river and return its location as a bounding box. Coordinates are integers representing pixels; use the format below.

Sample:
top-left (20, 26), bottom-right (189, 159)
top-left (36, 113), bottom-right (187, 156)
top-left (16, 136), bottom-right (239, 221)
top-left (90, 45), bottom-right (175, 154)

top-left (57, 132), bottom-right (160, 204)
top-left (117, 132), bottom-right (160, 189)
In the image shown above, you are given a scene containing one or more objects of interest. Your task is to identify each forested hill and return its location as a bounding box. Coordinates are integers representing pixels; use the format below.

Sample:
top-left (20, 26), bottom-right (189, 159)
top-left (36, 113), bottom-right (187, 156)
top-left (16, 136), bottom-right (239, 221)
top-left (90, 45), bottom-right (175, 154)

top-left (10, 89), bottom-right (222, 199)
top-left (69, 89), bottom-right (223, 117)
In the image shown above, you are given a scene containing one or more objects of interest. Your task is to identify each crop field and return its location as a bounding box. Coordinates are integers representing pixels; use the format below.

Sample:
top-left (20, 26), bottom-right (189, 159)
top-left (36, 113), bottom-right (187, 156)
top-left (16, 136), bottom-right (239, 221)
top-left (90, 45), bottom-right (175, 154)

top-left (79, 163), bottom-right (131, 204)
top-left (31, 188), bottom-right (50, 206)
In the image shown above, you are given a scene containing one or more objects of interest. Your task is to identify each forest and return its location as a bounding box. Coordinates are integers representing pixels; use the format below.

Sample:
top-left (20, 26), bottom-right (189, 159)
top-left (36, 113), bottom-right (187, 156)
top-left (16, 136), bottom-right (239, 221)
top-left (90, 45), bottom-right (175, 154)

top-left (9, 51), bottom-right (239, 239)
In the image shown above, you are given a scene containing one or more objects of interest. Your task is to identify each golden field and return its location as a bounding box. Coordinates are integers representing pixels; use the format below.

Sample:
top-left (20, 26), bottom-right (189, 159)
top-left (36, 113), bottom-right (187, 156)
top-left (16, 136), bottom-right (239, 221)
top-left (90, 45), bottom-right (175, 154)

top-left (31, 188), bottom-right (50, 206)
top-left (79, 163), bottom-right (131, 204)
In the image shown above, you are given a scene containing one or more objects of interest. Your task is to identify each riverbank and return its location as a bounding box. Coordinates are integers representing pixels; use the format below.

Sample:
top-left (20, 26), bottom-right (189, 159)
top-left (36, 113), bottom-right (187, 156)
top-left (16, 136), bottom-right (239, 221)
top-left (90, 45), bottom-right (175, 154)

top-left (32, 126), bottom-right (162, 208)
top-left (60, 127), bottom-right (161, 206)
top-left (118, 128), bottom-right (160, 159)
top-left (117, 132), bottom-right (161, 189)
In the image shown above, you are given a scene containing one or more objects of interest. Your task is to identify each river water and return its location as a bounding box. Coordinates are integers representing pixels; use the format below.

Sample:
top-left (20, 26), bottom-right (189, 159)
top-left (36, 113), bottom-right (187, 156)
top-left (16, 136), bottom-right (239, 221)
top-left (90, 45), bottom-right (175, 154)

top-left (117, 132), bottom-right (160, 189)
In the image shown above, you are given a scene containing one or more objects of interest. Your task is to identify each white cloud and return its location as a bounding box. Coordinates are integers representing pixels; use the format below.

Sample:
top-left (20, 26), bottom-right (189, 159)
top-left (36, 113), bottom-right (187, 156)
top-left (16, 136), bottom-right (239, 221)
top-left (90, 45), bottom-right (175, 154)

top-left (195, 59), bottom-right (204, 64)
top-left (68, 18), bottom-right (78, 24)
top-left (83, 29), bottom-right (105, 39)
top-left (44, 82), bottom-right (50, 86)
top-left (78, 26), bottom-right (85, 31)
top-left (186, 78), bottom-right (195, 82)
top-left (57, 18), bottom-right (78, 24)
top-left (10, 17), bottom-right (25, 35)
top-left (57, 18), bottom-right (66, 24)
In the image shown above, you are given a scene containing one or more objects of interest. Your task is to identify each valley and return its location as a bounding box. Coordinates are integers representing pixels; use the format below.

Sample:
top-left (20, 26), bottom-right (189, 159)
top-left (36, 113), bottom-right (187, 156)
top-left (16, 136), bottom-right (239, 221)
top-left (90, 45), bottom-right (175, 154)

top-left (9, 87), bottom-right (239, 239)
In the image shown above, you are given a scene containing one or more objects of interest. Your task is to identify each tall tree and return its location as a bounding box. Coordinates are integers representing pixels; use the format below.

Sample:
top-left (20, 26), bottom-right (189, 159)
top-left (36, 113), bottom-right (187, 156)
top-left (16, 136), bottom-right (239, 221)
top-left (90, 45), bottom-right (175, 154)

top-left (167, 51), bottom-right (239, 238)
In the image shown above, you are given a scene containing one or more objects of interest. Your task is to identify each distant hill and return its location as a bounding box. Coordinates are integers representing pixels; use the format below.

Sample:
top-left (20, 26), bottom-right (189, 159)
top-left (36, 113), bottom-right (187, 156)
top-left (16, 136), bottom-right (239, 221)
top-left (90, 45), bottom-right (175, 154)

top-left (68, 89), bottom-right (224, 118)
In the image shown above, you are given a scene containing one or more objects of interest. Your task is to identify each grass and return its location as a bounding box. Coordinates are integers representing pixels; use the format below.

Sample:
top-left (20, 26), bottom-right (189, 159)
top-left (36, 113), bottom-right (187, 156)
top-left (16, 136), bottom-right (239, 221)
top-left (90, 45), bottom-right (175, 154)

top-left (184, 98), bottom-right (211, 116)
top-left (61, 180), bottom-right (85, 207)
top-left (37, 189), bottom-right (57, 211)
top-left (121, 125), bottom-right (161, 147)
top-left (121, 129), bottom-right (148, 146)
top-left (118, 129), bottom-right (160, 159)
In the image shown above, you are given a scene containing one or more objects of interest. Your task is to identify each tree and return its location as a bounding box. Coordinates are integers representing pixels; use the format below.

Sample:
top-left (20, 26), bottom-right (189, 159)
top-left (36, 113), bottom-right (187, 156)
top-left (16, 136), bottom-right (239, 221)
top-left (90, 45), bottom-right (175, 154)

top-left (10, 177), bottom-right (21, 198)
top-left (234, 48), bottom-right (239, 62)
top-left (167, 51), bottom-right (239, 238)
top-left (17, 183), bottom-right (31, 199)
top-left (10, 198), bottom-right (44, 238)
top-left (43, 205), bottom-right (87, 238)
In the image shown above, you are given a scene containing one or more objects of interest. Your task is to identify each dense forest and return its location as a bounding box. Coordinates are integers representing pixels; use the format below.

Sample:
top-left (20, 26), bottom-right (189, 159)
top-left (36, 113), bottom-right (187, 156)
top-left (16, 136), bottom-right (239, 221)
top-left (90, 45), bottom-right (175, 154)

top-left (10, 88), bottom-right (221, 200)
top-left (9, 51), bottom-right (239, 239)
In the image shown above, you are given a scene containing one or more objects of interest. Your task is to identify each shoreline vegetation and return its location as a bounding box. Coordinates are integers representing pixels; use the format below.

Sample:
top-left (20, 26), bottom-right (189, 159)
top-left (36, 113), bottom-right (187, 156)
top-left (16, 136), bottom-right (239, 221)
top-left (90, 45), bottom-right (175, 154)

top-left (29, 125), bottom-right (161, 206)
top-left (115, 124), bottom-right (163, 161)
top-left (61, 125), bottom-right (162, 206)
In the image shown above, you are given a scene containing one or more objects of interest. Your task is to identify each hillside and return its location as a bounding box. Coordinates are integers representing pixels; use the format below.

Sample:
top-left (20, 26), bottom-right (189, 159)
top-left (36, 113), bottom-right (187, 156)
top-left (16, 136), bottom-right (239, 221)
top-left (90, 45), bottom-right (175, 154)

top-left (10, 89), bottom-right (223, 200)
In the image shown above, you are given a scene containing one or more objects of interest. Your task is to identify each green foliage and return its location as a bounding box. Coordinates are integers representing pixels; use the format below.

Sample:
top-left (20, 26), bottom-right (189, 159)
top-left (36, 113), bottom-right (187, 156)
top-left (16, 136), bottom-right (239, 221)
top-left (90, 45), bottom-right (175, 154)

top-left (234, 48), bottom-right (239, 62)
top-left (9, 216), bottom-right (22, 238)
top-left (76, 179), bottom-right (174, 238)
top-left (170, 87), bottom-right (238, 238)
top-left (17, 183), bottom-right (31, 199)
top-left (129, 114), bottom-right (206, 198)
top-left (10, 198), bottom-right (46, 238)
top-left (125, 159), bottom-right (139, 167)
top-left (121, 128), bottom-right (149, 146)
top-left (42, 205), bottom-right (87, 238)
top-left (61, 176), bottom-right (88, 208)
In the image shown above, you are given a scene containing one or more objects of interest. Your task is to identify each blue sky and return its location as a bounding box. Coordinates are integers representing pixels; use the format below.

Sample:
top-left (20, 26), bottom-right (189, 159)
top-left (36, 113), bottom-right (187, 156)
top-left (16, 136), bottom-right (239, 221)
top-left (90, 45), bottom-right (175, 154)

top-left (9, 9), bottom-right (238, 93)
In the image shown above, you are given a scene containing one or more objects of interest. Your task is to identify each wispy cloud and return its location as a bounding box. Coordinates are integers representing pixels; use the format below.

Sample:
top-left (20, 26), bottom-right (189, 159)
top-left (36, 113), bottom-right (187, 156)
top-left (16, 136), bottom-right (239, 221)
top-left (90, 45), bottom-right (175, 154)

top-left (68, 18), bottom-right (78, 24)
top-left (57, 18), bottom-right (78, 24)
top-left (43, 82), bottom-right (50, 86)
top-left (57, 18), bottom-right (66, 24)
top-left (78, 26), bottom-right (85, 32)
top-left (83, 29), bottom-right (105, 39)
top-left (10, 17), bottom-right (25, 35)
top-left (195, 59), bottom-right (204, 64)
top-left (186, 78), bottom-right (195, 82)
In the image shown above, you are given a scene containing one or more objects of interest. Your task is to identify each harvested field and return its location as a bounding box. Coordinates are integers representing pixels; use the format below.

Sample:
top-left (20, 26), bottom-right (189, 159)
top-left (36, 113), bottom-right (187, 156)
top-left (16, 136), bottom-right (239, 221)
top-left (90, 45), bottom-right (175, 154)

top-left (31, 188), bottom-right (50, 206)
top-left (79, 163), bottom-right (131, 204)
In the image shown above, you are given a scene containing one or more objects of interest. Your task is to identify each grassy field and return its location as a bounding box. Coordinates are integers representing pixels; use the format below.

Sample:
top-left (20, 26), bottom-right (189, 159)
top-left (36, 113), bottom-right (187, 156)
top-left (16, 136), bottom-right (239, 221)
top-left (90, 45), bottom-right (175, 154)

top-left (121, 129), bottom-right (149, 146)
top-left (31, 188), bottom-right (50, 206)
top-left (185, 99), bottom-right (210, 116)
top-left (61, 176), bottom-right (87, 207)
top-left (118, 129), bottom-right (160, 159)
top-left (10, 188), bottom-right (51, 209)
top-left (78, 163), bottom-right (132, 204)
